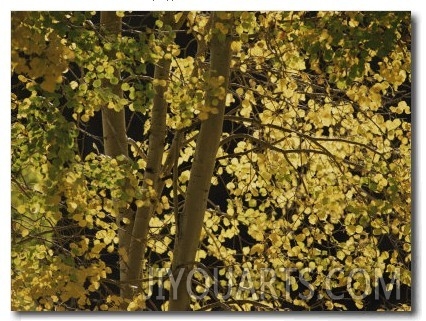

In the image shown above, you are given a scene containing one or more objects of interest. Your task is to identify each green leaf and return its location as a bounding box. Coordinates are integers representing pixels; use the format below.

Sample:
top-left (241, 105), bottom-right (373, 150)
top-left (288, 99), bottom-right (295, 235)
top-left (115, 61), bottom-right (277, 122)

top-left (121, 83), bottom-right (130, 91)
top-left (110, 77), bottom-right (119, 85)
top-left (93, 79), bottom-right (102, 88)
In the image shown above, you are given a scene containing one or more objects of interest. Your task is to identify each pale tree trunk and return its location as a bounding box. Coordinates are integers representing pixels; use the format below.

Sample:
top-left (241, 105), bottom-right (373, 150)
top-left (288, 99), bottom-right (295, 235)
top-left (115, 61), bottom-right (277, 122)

top-left (121, 56), bottom-right (170, 299)
top-left (100, 12), bottom-right (126, 158)
top-left (99, 12), bottom-right (132, 298)
top-left (121, 12), bottom-right (188, 301)
top-left (169, 13), bottom-right (233, 311)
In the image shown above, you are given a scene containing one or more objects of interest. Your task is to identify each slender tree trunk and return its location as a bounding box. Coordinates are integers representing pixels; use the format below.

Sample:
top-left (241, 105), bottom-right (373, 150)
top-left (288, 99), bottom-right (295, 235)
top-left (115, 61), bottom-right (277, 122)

top-left (99, 12), bottom-right (132, 299)
top-left (121, 57), bottom-right (171, 300)
top-left (100, 12), bottom-right (126, 159)
top-left (169, 13), bottom-right (233, 311)
top-left (121, 12), bottom-right (188, 302)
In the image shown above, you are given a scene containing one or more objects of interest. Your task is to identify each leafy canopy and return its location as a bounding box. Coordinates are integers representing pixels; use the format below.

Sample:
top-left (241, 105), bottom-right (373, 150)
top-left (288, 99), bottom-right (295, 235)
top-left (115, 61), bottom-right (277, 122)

top-left (11, 11), bottom-right (410, 311)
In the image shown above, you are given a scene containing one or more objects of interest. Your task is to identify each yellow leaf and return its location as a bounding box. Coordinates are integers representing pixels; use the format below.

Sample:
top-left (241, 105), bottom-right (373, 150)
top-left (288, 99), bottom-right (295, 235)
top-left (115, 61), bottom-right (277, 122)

top-left (242, 246), bottom-right (250, 256)
top-left (21, 228), bottom-right (29, 237)
top-left (295, 233), bottom-right (306, 242)
top-left (174, 12), bottom-right (183, 23)
top-left (355, 225), bottom-right (363, 233)
top-left (89, 281), bottom-right (100, 292)
top-left (127, 301), bottom-right (137, 311)
top-left (386, 119), bottom-right (401, 131)
top-left (248, 199), bottom-right (257, 207)
top-left (70, 80), bottom-right (78, 90)
top-left (249, 45), bottom-right (263, 57)
top-left (68, 201), bottom-right (78, 210)
top-left (153, 79), bottom-right (167, 87)
top-left (72, 213), bottom-right (83, 222)
top-left (16, 204), bottom-right (26, 214)
top-left (92, 242), bottom-right (106, 254)
top-left (154, 240), bottom-right (168, 254)
top-left (225, 93), bottom-right (235, 106)
top-left (231, 41), bottom-right (242, 53)
top-left (81, 114), bottom-right (90, 122)
top-left (355, 301), bottom-right (364, 309)
top-left (18, 74), bottom-right (28, 83)
top-left (346, 225), bottom-right (356, 235)
top-left (250, 243), bottom-right (264, 255)
top-left (308, 214), bottom-right (318, 225)
top-left (196, 249), bottom-right (207, 260)
top-left (127, 294), bottom-right (146, 311)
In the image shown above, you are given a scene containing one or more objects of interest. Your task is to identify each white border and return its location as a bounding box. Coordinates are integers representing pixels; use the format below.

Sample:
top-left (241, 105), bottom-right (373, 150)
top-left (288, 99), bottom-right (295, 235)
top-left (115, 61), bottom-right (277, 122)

top-left (2, 3), bottom-right (15, 320)
top-left (7, 0), bottom-right (415, 11)
top-left (2, 1), bottom-right (422, 320)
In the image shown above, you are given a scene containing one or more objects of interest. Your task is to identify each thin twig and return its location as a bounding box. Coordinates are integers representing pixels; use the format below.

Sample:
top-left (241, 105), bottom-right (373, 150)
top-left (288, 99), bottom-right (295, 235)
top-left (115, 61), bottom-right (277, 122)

top-left (127, 137), bottom-right (148, 161)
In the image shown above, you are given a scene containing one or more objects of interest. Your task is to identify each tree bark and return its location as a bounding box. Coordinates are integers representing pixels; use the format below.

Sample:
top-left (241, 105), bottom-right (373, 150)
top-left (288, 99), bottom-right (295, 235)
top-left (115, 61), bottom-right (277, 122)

top-left (121, 57), bottom-right (171, 300)
top-left (121, 12), bottom-right (188, 302)
top-left (100, 12), bottom-right (126, 159)
top-left (168, 13), bottom-right (233, 311)
top-left (99, 12), bottom-right (131, 299)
